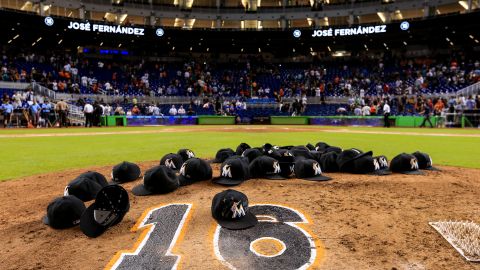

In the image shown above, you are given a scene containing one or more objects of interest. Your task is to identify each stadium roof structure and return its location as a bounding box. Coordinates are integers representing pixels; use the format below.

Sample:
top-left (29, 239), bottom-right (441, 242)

top-left (1, 0), bottom-right (478, 30)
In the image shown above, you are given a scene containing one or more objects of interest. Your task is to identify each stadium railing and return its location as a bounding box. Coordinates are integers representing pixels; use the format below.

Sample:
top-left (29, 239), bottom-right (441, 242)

top-left (456, 82), bottom-right (480, 97)
top-left (32, 82), bottom-right (56, 101)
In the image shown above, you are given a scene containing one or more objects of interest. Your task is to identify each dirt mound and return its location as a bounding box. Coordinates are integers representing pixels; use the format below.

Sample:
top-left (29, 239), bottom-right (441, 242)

top-left (0, 161), bottom-right (479, 270)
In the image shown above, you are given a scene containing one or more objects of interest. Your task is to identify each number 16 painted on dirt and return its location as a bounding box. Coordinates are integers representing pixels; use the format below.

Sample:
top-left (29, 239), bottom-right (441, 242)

top-left (107, 203), bottom-right (321, 269)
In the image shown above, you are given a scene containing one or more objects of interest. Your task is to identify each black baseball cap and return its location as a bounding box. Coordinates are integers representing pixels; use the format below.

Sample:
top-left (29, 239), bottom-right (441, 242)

top-left (64, 172), bottom-right (109, 202)
top-left (306, 143), bottom-right (315, 151)
top-left (316, 142), bottom-right (342, 154)
top-left (111, 161), bottom-right (141, 183)
top-left (132, 165), bottom-right (179, 196)
top-left (412, 151), bottom-right (440, 171)
top-left (262, 143), bottom-right (282, 159)
top-left (78, 171), bottom-right (108, 185)
top-left (390, 153), bottom-right (424, 175)
top-left (277, 152), bottom-right (296, 178)
top-left (211, 189), bottom-right (258, 230)
top-left (160, 153), bottom-right (184, 171)
top-left (235, 143), bottom-right (251, 155)
top-left (352, 155), bottom-right (391, 175)
top-left (315, 142), bottom-right (330, 152)
top-left (43, 195), bottom-right (86, 229)
top-left (294, 159), bottom-right (332, 181)
top-left (213, 158), bottom-right (250, 186)
top-left (178, 158), bottom-right (213, 186)
top-left (211, 148), bottom-right (235, 163)
top-left (241, 148), bottom-right (263, 163)
top-left (177, 149), bottom-right (196, 162)
top-left (290, 147), bottom-right (315, 160)
top-left (319, 151), bottom-right (340, 172)
top-left (337, 148), bottom-right (373, 173)
top-left (80, 185), bottom-right (130, 238)
top-left (249, 156), bottom-right (286, 180)
top-left (370, 155), bottom-right (392, 175)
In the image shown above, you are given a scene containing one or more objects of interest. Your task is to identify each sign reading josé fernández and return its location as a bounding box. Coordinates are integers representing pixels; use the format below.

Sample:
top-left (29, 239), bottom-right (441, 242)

top-left (311, 25), bottom-right (387, 37)
top-left (67, 21), bottom-right (145, 36)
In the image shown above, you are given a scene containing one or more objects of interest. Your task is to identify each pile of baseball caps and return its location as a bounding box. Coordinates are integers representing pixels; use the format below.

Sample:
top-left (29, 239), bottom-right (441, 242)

top-left (44, 142), bottom-right (440, 234)
top-left (43, 162), bottom-right (141, 237)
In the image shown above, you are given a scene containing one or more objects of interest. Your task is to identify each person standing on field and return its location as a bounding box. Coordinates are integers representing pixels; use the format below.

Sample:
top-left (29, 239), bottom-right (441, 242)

top-left (55, 99), bottom-right (69, 127)
top-left (83, 102), bottom-right (94, 127)
top-left (419, 103), bottom-right (433, 128)
top-left (383, 100), bottom-right (391, 128)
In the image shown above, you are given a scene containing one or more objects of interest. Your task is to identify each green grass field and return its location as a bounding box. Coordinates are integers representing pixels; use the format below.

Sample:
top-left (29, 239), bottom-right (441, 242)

top-left (1, 125), bottom-right (479, 181)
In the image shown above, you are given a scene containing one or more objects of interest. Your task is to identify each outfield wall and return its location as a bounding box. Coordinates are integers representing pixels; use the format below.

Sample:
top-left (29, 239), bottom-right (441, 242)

top-left (102, 115), bottom-right (441, 127)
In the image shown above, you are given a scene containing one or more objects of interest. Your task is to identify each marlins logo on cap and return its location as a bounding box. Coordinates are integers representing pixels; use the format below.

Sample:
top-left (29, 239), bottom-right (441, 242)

top-left (294, 159), bottom-right (331, 181)
top-left (211, 189), bottom-right (258, 230)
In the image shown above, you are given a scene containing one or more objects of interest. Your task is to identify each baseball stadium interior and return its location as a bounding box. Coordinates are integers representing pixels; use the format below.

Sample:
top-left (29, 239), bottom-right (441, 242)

top-left (1, 1), bottom-right (480, 269)
top-left (0, 0), bottom-right (479, 128)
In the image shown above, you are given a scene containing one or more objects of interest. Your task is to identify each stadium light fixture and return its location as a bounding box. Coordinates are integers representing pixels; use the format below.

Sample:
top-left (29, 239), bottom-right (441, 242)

top-left (36, 37), bottom-right (42, 42)
top-left (7, 40), bottom-right (12, 44)
top-left (377, 12), bottom-right (387, 23)
top-left (100, 42), bottom-right (103, 46)
top-left (469, 35), bottom-right (474, 39)
top-left (58, 39), bottom-right (63, 45)
top-left (458, 1), bottom-right (468, 9)
top-left (475, 40), bottom-right (479, 43)
top-left (13, 34), bottom-right (19, 39)
top-left (403, 41), bottom-right (407, 46)
top-left (327, 46), bottom-right (331, 52)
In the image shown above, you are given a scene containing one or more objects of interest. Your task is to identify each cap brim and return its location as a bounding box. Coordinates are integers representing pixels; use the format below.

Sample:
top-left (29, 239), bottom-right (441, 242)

top-left (424, 166), bottom-right (441, 171)
top-left (339, 151), bottom-right (373, 169)
top-left (368, 169), bottom-right (392, 176)
top-left (131, 184), bottom-right (155, 196)
top-left (178, 175), bottom-right (194, 186)
top-left (398, 170), bottom-right (425, 175)
top-left (215, 212), bottom-right (258, 230)
top-left (212, 177), bottom-right (244, 186)
top-left (264, 174), bottom-right (287, 180)
top-left (299, 175), bottom-right (332, 181)
top-left (42, 215), bottom-right (49, 225)
top-left (80, 204), bottom-right (107, 238)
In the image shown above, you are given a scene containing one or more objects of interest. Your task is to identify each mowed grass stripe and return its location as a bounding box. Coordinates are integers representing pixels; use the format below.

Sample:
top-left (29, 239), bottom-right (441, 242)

top-left (1, 130), bottom-right (479, 181)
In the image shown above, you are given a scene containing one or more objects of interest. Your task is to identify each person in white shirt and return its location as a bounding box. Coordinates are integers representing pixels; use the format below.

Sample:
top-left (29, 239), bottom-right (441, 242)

top-left (177, 105), bottom-right (186, 116)
top-left (83, 103), bottom-right (94, 127)
top-left (169, 105), bottom-right (177, 116)
top-left (362, 105), bottom-right (371, 116)
top-left (383, 101), bottom-right (391, 128)
top-left (52, 81), bottom-right (58, 91)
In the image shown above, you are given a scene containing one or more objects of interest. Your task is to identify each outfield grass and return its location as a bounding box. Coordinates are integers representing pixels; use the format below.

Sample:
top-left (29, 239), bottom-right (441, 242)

top-left (0, 126), bottom-right (479, 181)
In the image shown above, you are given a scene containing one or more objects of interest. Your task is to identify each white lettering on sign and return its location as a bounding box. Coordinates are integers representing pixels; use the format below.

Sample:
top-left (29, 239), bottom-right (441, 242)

top-left (311, 25), bottom-right (387, 38)
top-left (67, 21), bottom-right (145, 36)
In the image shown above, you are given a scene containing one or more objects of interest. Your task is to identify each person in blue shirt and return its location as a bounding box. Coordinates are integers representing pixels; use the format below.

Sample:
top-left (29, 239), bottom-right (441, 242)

top-left (29, 100), bottom-right (41, 127)
top-left (41, 100), bottom-right (52, 127)
top-left (1, 100), bottom-right (14, 128)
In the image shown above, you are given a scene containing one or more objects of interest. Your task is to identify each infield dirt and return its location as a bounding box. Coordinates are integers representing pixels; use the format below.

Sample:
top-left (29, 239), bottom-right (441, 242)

top-left (0, 161), bottom-right (479, 270)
